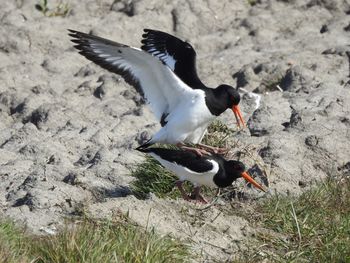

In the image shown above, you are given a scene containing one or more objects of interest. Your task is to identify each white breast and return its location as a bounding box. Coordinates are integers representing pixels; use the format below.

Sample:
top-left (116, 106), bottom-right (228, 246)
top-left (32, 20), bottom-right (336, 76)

top-left (154, 89), bottom-right (215, 144)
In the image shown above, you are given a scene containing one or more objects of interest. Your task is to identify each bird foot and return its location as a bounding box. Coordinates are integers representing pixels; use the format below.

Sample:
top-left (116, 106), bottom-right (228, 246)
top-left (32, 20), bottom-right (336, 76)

top-left (190, 186), bottom-right (208, 204)
top-left (196, 144), bottom-right (229, 155)
top-left (176, 181), bottom-right (208, 203)
top-left (178, 145), bottom-right (211, 157)
top-left (210, 147), bottom-right (229, 155)
top-left (189, 193), bottom-right (208, 204)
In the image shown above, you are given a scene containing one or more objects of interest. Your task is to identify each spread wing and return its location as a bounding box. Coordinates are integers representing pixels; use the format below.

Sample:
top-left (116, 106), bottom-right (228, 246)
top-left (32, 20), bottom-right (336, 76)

top-left (141, 29), bottom-right (205, 89)
top-left (68, 29), bottom-right (196, 121)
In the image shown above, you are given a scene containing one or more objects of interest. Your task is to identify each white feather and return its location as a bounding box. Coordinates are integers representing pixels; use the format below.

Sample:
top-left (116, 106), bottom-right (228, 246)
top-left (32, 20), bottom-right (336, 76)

top-left (161, 53), bottom-right (176, 70)
top-left (86, 39), bottom-right (196, 121)
top-left (150, 89), bottom-right (214, 144)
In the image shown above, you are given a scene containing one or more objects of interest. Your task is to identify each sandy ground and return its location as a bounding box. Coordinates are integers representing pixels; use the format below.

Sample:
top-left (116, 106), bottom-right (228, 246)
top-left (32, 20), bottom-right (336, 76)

top-left (0, 0), bottom-right (349, 261)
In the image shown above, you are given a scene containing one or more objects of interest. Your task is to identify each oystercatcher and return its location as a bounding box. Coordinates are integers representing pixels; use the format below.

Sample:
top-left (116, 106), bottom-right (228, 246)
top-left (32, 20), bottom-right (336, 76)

top-left (137, 147), bottom-right (266, 202)
top-left (69, 29), bottom-right (245, 154)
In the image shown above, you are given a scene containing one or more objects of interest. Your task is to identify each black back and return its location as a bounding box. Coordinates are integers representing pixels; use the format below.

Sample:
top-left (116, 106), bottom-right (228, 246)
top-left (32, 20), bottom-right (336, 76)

top-left (137, 147), bottom-right (214, 173)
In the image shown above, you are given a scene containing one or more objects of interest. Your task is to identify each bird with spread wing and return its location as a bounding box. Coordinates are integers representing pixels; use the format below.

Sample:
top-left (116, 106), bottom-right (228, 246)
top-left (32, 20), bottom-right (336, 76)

top-left (69, 29), bottom-right (245, 155)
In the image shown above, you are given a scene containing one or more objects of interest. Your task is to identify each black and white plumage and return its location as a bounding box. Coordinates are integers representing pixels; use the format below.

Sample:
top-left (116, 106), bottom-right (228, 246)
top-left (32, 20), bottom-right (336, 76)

top-left (141, 29), bottom-right (204, 89)
top-left (68, 29), bottom-right (245, 148)
top-left (137, 147), bottom-right (266, 202)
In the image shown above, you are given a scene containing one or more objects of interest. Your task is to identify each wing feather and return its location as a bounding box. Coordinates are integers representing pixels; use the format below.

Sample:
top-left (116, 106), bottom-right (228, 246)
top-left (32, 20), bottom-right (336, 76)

top-left (68, 29), bottom-right (195, 120)
top-left (141, 29), bottom-right (205, 89)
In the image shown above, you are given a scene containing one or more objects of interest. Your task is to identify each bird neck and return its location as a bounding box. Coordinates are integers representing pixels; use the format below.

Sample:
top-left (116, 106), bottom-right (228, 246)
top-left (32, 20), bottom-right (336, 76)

top-left (204, 88), bottom-right (230, 116)
top-left (175, 62), bottom-right (205, 89)
top-left (212, 158), bottom-right (235, 187)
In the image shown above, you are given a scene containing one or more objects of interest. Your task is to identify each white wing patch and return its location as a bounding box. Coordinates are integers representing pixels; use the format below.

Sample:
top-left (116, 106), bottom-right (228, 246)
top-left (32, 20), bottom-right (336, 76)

top-left (70, 31), bottom-right (196, 121)
top-left (162, 54), bottom-right (176, 70)
top-left (96, 46), bottom-right (192, 120)
top-left (143, 47), bottom-right (176, 70)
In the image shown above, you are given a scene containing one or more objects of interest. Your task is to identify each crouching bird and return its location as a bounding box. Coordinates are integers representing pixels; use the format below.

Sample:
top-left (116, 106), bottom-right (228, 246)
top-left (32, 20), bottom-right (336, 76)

top-left (137, 147), bottom-right (266, 203)
top-left (69, 29), bottom-right (245, 155)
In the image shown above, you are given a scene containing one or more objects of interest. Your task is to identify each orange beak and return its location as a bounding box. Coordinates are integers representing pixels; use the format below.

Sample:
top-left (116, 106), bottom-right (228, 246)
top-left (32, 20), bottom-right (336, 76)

top-left (241, 171), bottom-right (266, 192)
top-left (232, 105), bottom-right (245, 128)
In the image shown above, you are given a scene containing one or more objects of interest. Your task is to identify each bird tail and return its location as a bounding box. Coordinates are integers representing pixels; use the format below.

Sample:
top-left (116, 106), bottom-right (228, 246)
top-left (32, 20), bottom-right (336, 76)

top-left (135, 138), bottom-right (154, 152)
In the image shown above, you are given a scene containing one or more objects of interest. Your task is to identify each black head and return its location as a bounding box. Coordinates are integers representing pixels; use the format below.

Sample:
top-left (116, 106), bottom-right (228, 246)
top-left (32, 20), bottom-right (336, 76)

top-left (214, 84), bottom-right (245, 128)
top-left (223, 160), bottom-right (266, 192)
top-left (225, 160), bottom-right (246, 179)
top-left (215, 84), bottom-right (240, 108)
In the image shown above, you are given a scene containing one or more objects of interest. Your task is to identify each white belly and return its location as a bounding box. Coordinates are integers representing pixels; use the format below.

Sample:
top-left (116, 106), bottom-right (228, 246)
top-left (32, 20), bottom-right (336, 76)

top-left (152, 90), bottom-right (215, 144)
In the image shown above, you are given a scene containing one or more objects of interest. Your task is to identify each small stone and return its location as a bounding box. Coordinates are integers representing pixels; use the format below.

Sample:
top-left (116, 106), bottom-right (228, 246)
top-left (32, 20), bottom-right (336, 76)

top-left (305, 135), bottom-right (319, 147)
top-left (12, 193), bottom-right (35, 211)
top-left (320, 24), bottom-right (328, 33)
top-left (298, 181), bottom-right (306, 187)
top-left (63, 173), bottom-right (77, 185)
top-left (74, 65), bottom-right (96, 77)
top-left (93, 84), bottom-right (105, 99)
top-left (247, 164), bottom-right (269, 187)
top-left (136, 131), bottom-right (151, 144)
top-left (247, 108), bottom-right (269, 137)
top-left (46, 155), bottom-right (56, 164)
top-left (111, 0), bottom-right (135, 17)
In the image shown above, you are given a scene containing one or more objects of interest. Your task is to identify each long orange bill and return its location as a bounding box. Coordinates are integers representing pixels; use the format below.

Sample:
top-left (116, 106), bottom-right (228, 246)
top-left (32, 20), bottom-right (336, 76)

top-left (241, 171), bottom-right (266, 192)
top-left (232, 105), bottom-right (246, 128)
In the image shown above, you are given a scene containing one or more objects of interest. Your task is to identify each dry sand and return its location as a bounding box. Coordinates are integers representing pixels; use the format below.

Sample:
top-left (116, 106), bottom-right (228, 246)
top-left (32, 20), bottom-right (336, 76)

top-left (0, 0), bottom-right (349, 261)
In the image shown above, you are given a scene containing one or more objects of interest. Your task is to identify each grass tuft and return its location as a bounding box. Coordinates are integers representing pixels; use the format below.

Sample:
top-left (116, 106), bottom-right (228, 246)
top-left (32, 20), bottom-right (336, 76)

top-left (201, 120), bottom-right (236, 148)
top-left (236, 175), bottom-right (350, 262)
top-left (131, 155), bottom-right (180, 199)
top-left (0, 217), bottom-right (190, 263)
top-left (35, 0), bottom-right (70, 17)
top-left (0, 220), bottom-right (29, 263)
top-left (247, 0), bottom-right (258, 6)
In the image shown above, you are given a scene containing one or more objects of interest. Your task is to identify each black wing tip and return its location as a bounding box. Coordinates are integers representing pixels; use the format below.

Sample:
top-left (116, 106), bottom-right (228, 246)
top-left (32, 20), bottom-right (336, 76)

top-left (68, 29), bottom-right (86, 42)
top-left (68, 29), bottom-right (90, 39)
top-left (142, 28), bottom-right (169, 37)
top-left (143, 28), bottom-right (154, 33)
top-left (67, 29), bottom-right (85, 37)
top-left (135, 139), bottom-right (154, 152)
top-left (142, 29), bottom-right (154, 38)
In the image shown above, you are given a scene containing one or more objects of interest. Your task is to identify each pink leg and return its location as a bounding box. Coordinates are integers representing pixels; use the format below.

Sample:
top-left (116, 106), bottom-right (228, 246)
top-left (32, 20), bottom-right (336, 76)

top-left (176, 143), bottom-right (210, 156)
top-left (196, 143), bottom-right (229, 155)
top-left (192, 186), bottom-right (208, 204)
top-left (175, 180), bottom-right (190, 201)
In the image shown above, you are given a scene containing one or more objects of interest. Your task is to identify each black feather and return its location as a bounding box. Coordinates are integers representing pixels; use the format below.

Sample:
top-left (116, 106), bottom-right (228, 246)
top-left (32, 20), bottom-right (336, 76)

top-left (68, 29), bottom-right (145, 99)
top-left (141, 29), bottom-right (205, 89)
